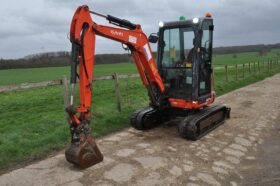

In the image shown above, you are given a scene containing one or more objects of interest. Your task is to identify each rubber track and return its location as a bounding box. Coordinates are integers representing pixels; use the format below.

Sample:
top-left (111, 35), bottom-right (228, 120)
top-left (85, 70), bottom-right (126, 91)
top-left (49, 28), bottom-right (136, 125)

top-left (178, 105), bottom-right (230, 140)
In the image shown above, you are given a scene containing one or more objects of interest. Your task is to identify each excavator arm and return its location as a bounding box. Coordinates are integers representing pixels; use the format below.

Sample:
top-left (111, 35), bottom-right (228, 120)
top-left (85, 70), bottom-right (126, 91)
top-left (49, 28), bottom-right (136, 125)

top-left (65, 5), bottom-right (165, 168)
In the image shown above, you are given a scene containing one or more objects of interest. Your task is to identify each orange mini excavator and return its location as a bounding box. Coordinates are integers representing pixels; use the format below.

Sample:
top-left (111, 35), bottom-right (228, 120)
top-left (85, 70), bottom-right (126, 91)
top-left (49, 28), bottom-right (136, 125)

top-left (65, 5), bottom-right (230, 168)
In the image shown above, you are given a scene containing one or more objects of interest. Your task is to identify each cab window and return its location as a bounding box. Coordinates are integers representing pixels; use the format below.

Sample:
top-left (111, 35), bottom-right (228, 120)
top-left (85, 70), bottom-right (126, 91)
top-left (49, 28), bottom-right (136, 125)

top-left (201, 21), bottom-right (212, 62)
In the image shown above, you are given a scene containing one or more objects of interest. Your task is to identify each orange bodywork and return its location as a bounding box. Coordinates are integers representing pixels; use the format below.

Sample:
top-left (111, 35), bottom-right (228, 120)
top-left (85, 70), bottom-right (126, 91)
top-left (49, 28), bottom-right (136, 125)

top-left (169, 94), bottom-right (214, 109)
top-left (69, 5), bottom-right (164, 124)
top-left (69, 5), bottom-right (215, 125)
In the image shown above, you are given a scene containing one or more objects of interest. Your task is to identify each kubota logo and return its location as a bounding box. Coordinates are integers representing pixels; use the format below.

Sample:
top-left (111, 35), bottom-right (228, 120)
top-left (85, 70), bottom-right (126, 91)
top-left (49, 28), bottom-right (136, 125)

top-left (110, 30), bottom-right (124, 37)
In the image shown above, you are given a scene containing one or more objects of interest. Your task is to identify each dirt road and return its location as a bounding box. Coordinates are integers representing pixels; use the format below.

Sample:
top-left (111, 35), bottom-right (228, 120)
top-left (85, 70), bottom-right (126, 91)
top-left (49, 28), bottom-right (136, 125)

top-left (1, 74), bottom-right (280, 186)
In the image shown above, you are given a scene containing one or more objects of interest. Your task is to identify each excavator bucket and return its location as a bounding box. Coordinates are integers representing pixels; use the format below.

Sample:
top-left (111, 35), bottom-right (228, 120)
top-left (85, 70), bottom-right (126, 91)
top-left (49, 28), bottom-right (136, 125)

top-left (62, 77), bottom-right (103, 168)
top-left (65, 134), bottom-right (103, 169)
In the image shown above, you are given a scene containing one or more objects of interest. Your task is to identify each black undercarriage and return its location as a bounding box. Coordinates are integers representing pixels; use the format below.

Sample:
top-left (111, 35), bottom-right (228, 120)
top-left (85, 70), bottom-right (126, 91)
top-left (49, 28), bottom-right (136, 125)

top-left (130, 105), bottom-right (231, 140)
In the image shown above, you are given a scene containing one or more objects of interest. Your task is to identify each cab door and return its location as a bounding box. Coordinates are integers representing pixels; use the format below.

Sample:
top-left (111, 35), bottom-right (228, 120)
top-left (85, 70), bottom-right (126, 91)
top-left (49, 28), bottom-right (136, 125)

top-left (197, 19), bottom-right (214, 103)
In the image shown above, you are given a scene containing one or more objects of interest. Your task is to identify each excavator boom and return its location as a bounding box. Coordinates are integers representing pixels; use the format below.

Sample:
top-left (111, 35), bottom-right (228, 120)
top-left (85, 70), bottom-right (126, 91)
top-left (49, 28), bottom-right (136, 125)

top-left (65, 5), bottom-right (166, 168)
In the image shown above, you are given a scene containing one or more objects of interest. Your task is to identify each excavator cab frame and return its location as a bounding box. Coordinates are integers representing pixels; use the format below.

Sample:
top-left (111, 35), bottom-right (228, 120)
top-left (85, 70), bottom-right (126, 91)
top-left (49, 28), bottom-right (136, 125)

top-left (157, 18), bottom-right (214, 108)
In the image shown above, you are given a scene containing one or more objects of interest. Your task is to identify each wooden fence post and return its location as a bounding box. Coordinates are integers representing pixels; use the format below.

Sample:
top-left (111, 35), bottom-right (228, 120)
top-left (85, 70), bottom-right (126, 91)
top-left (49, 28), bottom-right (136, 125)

top-left (243, 63), bottom-right (245, 79)
top-left (62, 75), bottom-right (71, 124)
top-left (225, 65), bottom-right (228, 82)
top-left (235, 64), bottom-right (238, 80)
top-left (113, 73), bottom-right (122, 112)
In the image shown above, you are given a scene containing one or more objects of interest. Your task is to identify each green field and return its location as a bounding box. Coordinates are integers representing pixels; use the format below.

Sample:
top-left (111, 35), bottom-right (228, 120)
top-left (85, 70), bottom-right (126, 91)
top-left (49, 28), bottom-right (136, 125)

top-left (213, 49), bottom-right (280, 66)
top-left (0, 63), bottom-right (138, 86)
top-left (0, 49), bottom-right (280, 86)
top-left (0, 50), bottom-right (280, 172)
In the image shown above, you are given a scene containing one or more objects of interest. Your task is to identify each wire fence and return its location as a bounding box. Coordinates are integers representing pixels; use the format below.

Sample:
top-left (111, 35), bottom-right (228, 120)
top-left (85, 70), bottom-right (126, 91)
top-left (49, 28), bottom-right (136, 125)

top-left (215, 59), bottom-right (280, 83)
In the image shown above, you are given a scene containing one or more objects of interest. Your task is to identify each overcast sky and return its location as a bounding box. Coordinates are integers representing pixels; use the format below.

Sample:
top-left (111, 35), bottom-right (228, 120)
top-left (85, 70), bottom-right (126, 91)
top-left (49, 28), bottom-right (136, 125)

top-left (0, 0), bottom-right (279, 59)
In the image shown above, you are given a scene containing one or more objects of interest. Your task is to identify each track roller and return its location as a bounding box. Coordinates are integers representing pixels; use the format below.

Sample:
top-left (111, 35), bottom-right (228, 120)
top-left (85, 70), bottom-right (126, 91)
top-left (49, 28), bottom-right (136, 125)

top-left (178, 105), bottom-right (231, 140)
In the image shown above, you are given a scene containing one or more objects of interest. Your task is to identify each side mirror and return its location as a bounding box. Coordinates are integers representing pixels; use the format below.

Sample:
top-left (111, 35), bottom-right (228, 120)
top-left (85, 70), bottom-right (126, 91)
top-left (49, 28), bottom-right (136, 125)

top-left (148, 33), bottom-right (158, 43)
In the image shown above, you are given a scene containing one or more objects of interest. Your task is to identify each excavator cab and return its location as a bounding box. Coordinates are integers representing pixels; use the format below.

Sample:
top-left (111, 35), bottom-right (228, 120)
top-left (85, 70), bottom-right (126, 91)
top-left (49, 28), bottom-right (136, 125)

top-left (156, 16), bottom-right (214, 104)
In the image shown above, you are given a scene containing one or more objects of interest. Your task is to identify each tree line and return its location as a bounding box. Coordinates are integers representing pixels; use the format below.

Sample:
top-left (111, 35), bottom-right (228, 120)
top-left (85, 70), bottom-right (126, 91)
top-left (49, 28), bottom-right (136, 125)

top-left (0, 53), bottom-right (133, 70)
top-left (213, 43), bottom-right (280, 55)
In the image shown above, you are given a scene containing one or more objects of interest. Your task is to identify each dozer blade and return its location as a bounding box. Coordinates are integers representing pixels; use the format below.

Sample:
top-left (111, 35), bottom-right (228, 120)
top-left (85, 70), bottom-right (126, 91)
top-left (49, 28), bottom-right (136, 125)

top-left (178, 104), bottom-right (231, 140)
top-left (65, 134), bottom-right (103, 169)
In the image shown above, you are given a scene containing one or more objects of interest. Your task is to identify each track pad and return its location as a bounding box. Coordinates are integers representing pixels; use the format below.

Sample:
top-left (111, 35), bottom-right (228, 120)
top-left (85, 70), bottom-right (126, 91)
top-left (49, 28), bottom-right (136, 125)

top-left (65, 135), bottom-right (103, 169)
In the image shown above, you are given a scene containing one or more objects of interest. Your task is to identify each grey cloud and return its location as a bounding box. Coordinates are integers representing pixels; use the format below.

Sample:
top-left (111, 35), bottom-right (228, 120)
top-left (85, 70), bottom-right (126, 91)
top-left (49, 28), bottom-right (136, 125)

top-left (0, 0), bottom-right (280, 59)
